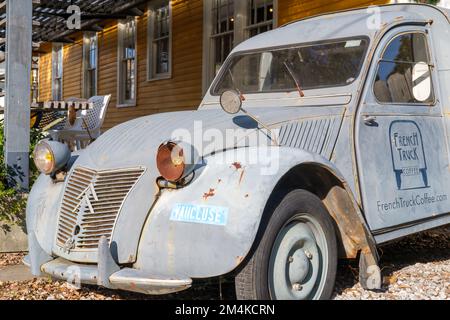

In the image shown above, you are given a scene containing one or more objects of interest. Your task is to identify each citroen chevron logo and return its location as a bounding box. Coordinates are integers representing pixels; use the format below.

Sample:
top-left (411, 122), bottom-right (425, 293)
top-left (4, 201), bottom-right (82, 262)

top-left (76, 183), bottom-right (98, 215)
top-left (63, 183), bottom-right (99, 253)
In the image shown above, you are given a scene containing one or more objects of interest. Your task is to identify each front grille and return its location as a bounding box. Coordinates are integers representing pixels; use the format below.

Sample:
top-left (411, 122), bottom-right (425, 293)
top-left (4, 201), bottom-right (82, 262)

top-left (56, 166), bottom-right (145, 251)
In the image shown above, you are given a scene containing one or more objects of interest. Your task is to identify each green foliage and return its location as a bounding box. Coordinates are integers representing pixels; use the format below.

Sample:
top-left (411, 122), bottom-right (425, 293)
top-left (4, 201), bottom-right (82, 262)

top-left (413, 0), bottom-right (440, 5)
top-left (0, 120), bottom-right (44, 226)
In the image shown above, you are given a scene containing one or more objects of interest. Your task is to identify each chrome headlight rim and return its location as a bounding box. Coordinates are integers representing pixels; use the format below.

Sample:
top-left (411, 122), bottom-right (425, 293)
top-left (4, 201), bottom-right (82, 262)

top-left (33, 140), bottom-right (71, 176)
top-left (33, 140), bottom-right (55, 175)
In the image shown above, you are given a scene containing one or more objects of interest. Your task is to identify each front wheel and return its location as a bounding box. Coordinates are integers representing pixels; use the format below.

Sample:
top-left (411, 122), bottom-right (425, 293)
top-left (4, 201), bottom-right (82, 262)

top-left (235, 190), bottom-right (338, 300)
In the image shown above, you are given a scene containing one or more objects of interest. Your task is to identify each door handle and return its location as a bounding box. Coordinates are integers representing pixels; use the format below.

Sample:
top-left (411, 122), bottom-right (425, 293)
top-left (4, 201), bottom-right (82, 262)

top-left (363, 115), bottom-right (378, 126)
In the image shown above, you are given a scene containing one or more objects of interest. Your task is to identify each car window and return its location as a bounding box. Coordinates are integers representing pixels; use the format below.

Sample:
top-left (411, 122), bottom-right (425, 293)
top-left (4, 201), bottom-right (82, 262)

top-left (374, 32), bottom-right (434, 104)
top-left (213, 38), bottom-right (369, 95)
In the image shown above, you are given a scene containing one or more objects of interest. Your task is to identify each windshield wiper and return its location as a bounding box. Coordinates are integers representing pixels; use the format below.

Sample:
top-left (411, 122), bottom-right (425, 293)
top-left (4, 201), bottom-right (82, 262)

top-left (283, 60), bottom-right (305, 98)
top-left (228, 69), bottom-right (246, 101)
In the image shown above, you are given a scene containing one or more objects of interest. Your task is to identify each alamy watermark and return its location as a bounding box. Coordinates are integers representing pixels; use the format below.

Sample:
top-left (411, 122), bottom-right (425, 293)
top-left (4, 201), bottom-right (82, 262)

top-left (67, 5), bottom-right (81, 30)
top-left (170, 121), bottom-right (281, 176)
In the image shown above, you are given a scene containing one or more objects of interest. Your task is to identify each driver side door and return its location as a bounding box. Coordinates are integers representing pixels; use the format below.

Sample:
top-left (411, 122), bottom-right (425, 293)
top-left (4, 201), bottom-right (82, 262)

top-left (355, 25), bottom-right (450, 237)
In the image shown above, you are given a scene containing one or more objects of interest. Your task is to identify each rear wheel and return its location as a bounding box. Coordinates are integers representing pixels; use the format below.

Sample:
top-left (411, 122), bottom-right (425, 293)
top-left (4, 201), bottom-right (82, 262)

top-left (235, 190), bottom-right (338, 300)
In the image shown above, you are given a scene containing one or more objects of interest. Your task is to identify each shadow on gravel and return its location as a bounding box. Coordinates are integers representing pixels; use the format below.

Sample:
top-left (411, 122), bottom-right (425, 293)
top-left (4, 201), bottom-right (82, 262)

top-left (333, 226), bottom-right (450, 295)
top-left (78, 277), bottom-right (237, 300)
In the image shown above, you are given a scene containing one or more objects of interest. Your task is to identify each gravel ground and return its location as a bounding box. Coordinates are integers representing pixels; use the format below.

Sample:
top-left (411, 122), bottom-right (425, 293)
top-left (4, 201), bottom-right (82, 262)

top-left (333, 227), bottom-right (449, 300)
top-left (0, 227), bottom-right (448, 300)
top-left (0, 252), bottom-right (26, 268)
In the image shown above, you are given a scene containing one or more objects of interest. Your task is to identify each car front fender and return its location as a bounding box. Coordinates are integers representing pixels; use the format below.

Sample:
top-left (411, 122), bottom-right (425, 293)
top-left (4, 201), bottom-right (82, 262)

top-left (26, 173), bottom-right (65, 275)
top-left (135, 146), bottom-right (370, 279)
top-left (26, 174), bottom-right (65, 254)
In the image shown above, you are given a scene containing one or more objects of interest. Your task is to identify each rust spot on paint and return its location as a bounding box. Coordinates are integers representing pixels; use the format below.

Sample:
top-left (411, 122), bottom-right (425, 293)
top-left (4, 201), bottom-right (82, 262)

top-left (245, 194), bottom-right (249, 198)
top-left (218, 178), bottom-right (222, 184)
top-left (231, 162), bottom-right (242, 170)
top-left (236, 256), bottom-right (244, 265)
top-left (203, 188), bottom-right (215, 200)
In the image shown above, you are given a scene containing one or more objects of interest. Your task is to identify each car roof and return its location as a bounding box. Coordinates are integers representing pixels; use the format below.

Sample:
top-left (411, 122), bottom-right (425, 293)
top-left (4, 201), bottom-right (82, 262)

top-left (439, 6), bottom-right (450, 18)
top-left (232, 4), bottom-right (449, 53)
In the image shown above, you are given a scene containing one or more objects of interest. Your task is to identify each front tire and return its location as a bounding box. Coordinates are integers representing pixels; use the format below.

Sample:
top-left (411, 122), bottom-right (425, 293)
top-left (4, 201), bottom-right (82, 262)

top-left (235, 190), bottom-right (338, 300)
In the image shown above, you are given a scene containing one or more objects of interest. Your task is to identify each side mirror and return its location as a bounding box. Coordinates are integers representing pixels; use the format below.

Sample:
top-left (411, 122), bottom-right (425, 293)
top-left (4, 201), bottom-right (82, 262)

top-left (220, 90), bottom-right (242, 115)
top-left (412, 62), bottom-right (431, 102)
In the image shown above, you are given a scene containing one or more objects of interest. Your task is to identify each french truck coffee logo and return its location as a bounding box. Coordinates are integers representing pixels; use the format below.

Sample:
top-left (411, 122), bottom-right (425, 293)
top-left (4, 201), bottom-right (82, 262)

top-left (389, 121), bottom-right (428, 190)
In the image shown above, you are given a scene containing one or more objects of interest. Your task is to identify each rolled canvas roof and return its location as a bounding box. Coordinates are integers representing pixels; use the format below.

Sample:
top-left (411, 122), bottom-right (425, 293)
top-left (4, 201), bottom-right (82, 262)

top-left (233, 4), bottom-right (449, 53)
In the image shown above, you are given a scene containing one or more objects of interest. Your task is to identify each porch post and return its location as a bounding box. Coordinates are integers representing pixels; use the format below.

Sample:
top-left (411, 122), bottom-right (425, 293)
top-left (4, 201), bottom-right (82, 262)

top-left (4, 0), bottom-right (33, 190)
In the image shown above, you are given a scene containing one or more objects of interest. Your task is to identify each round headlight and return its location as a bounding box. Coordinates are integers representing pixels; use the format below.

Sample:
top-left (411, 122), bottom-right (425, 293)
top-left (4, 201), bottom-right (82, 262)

top-left (156, 141), bottom-right (199, 182)
top-left (33, 140), bottom-right (71, 175)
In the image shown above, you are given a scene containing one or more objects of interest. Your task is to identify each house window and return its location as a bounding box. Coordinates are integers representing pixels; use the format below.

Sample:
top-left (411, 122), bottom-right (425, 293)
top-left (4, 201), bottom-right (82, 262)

top-left (148, 0), bottom-right (172, 80)
top-left (246, 0), bottom-right (274, 38)
top-left (52, 43), bottom-right (63, 101)
top-left (203, 0), bottom-right (277, 93)
top-left (118, 18), bottom-right (137, 107)
top-left (211, 0), bottom-right (235, 76)
top-left (83, 32), bottom-right (98, 99)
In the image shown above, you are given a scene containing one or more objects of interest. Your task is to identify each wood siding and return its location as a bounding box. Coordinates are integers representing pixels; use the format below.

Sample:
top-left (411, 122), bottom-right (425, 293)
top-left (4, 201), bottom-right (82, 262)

top-left (278, 0), bottom-right (390, 26)
top-left (37, 0), bottom-right (391, 130)
top-left (62, 36), bottom-right (83, 99)
top-left (96, 22), bottom-right (119, 129)
top-left (38, 44), bottom-right (52, 102)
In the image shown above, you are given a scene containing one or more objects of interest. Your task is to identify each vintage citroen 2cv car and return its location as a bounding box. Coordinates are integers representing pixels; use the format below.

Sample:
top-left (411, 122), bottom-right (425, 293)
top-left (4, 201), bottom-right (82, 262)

top-left (26, 4), bottom-right (450, 300)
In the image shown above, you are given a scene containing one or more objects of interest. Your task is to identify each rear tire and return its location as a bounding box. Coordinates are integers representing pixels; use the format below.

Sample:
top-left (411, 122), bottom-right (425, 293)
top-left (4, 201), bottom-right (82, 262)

top-left (235, 189), bottom-right (338, 300)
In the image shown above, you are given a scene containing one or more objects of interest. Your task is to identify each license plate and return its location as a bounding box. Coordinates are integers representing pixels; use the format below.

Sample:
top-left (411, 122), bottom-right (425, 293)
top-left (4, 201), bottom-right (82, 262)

top-left (170, 204), bottom-right (229, 226)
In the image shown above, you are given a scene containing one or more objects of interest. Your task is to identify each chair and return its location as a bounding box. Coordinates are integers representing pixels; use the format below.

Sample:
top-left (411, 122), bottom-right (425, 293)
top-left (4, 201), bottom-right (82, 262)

top-left (48, 95), bottom-right (112, 150)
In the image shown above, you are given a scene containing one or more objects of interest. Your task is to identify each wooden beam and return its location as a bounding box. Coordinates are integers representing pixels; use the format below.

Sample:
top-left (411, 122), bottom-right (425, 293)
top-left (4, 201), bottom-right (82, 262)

top-left (0, 37), bottom-right (40, 48)
top-left (33, 11), bottom-right (139, 20)
top-left (50, 37), bottom-right (74, 44)
top-left (0, 0), bottom-right (150, 50)
top-left (46, 0), bottom-right (150, 41)
top-left (0, 17), bottom-right (40, 28)
top-left (85, 24), bottom-right (104, 32)
top-left (124, 7), bottom-right (145, 16)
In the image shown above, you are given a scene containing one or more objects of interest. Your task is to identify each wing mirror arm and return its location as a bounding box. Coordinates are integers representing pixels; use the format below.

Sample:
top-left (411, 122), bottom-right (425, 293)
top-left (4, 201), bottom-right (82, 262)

top-left (219, 90), bottom-right (279, 146)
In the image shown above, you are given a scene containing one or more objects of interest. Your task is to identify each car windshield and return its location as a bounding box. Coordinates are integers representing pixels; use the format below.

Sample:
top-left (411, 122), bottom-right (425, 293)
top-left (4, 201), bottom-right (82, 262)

top-left (213, 37), bottom-right (369, 95)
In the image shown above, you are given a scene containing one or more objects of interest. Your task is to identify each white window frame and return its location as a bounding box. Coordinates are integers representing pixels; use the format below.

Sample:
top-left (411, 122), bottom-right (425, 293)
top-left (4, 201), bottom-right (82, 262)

top-left (202, 0), bottom-right (277, 94)
top-left (117, 17), bottom-right (138, 108)
top-left (52, 43), bottom-right (63, 101)
top-left (82, 32), bottom-right (98, 99)
top-left (147, 0), bottom-right (172, 81)
top-left (245, 0), bottom-right (277, 38)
